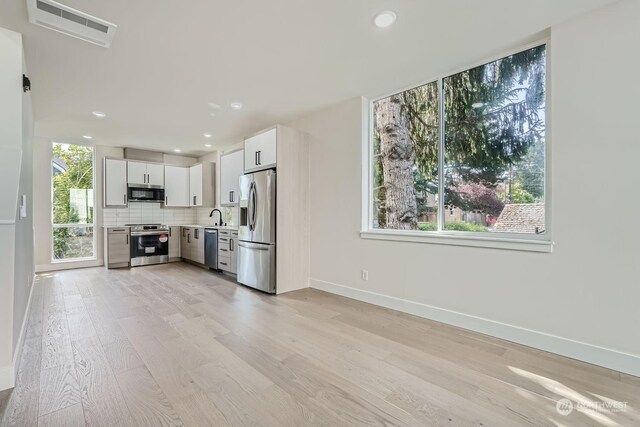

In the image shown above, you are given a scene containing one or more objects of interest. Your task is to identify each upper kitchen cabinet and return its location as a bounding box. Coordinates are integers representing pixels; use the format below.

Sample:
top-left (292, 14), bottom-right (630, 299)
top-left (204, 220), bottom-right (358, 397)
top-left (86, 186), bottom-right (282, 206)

top-left (244, 127), bottom-right (277, 173)
top-left (127, 161), bottom-right (164, 187)
top-left (220, 150), bottom-right (244, 206)
top-left (190, 162), bottom-right (216, 207)
top-left (104, 158), bottom-right (128, 207)
top-left (164, 165), bottom-right (190, 207)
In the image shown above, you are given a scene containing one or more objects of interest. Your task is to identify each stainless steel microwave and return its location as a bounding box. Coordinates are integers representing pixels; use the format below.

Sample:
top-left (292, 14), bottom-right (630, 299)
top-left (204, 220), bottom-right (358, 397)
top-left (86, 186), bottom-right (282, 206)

top-left (127, 186), bottom-right (165, 203)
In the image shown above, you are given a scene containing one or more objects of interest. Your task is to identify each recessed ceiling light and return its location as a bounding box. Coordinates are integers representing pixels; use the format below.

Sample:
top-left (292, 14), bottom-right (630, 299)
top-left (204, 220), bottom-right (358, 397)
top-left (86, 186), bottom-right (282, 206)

top-left (174, 149), bottom-right (181, 153)
top-left (210, 112), bottom-right (216, 117)
top-left (82, 135), bottom-right (93, 140)
top-left (230, 102), bottom-right (243, 110)
top-left (203, 133), bottom-right (212, 138)
top-left (92, 111), bottom-right (106, 118)
top-left (374, 11), bottom-right (396, 28)
top-left (204, 144), bottom-right (212, 148)
top-left (208, 102), bottom-right (221, 109)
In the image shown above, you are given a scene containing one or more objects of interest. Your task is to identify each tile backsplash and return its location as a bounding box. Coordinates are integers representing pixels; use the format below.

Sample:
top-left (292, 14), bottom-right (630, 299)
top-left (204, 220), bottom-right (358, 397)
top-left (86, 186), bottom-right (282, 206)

top-left (103, 203), bottom-right (195, 226)
top-left (103, 203), bottom-right (238, 226)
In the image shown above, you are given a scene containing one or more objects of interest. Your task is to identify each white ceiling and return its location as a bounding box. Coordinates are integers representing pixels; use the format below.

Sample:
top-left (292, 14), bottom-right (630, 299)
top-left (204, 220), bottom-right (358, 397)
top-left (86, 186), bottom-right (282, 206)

top-left (0, 0), bottom-right (617, 155)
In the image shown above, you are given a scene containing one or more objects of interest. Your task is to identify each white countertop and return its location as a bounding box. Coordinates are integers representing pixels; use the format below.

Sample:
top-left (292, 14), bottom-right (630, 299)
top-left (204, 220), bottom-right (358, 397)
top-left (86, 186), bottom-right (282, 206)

top-left (173, 224), bottom-right (239, 230)
top-left (102, 224), bottom-right (238, 230)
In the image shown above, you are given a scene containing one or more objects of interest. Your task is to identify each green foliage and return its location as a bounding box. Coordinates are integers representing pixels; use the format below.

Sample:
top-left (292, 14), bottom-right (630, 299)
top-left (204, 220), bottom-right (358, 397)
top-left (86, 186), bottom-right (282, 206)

top-left (514, 141), bottom-right (545, 199)
top-left (418, 222), bottom-right (437, 231)
top-left (418, 222), bottom-right (488, 232)
top-left (52, 144), bottom-right (94, 259)
top-left (444, 45), bottom-right (546, 184)
top-left (498, 181), bottom-right (536, 204)
top-left (443, 222), bottom-right (488, 232)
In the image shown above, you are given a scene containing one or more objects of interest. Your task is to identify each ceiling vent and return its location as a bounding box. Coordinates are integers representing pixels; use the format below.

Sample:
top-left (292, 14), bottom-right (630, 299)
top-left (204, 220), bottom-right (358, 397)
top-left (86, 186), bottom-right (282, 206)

top-left (27, 0), bottom-right (117, 48)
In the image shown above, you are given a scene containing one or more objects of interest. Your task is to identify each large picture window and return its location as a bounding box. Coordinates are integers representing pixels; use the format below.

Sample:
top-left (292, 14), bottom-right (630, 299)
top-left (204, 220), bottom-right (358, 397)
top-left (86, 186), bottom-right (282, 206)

top-left (52, 143), bottom-right (95, 261)
top-left (371, 44), bottom-right (547, 244)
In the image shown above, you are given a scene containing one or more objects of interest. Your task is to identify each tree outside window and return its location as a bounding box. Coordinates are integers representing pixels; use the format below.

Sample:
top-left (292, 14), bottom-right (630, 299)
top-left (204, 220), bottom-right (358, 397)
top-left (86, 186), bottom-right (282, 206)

top-left (373, 45), bottom-right (546, 235)
top-left (52, 143), bottom-right (95, 260)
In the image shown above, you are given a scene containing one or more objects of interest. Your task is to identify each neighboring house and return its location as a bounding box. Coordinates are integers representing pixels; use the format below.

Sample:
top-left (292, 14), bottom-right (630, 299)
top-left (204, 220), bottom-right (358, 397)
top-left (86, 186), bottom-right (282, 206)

top-left (493, 203), bottom-right (545, 233)
top-left (52, 157), bottom-right (67, 175)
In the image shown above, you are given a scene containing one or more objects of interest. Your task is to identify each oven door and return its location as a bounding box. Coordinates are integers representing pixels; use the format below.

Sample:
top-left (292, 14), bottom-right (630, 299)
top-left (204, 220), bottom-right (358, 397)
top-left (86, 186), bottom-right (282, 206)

top-left (130, 232), bottom-right (169, 266)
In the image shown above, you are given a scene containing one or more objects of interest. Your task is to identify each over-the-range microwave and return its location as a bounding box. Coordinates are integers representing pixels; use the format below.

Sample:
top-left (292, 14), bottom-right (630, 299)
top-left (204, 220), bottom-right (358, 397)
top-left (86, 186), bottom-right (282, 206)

top-left (127, 186), bottom-right (165, 203)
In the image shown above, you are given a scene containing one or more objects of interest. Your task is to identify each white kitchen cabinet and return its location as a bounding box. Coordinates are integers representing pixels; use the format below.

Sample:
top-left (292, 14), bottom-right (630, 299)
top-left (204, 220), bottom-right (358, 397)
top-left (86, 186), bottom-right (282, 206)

top-left (189, 162), bottom-right (216, 207)
top-left (127, 161), bottom-right (164, 187)
top-left (168, 226), bottom-right (181, 261)
top-left (189, 164), bottom-right (203, 206)
top-left (244, 127), bottom-right (277, 173)
top-left (146, 163), bottom-right (164, 187)
top-left (191, 227), bottom-right (205, 265)
top-left (104, 158), bottom-right (128, 207)
top-left (180, 227), bottom-right (191, 260)
top-left (220, 150), bottom-right (244, 206)
top-left (164, 166), bottom-right (190, 207)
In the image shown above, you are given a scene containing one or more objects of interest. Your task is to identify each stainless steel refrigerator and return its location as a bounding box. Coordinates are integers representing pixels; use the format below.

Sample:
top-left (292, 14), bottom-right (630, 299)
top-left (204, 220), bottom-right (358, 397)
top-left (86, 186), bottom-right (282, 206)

top-left (238, 169), bottom-right (276, 293)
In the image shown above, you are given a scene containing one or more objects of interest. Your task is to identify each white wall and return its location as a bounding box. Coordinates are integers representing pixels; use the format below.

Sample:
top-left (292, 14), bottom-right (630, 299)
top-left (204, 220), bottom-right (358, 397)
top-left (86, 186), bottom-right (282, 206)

top-left (290, 0), bottom-right (640, 376)
top-left (0, 26), bottom-right (35, 391)
top-left (13, 53), bottom-right (35, 350)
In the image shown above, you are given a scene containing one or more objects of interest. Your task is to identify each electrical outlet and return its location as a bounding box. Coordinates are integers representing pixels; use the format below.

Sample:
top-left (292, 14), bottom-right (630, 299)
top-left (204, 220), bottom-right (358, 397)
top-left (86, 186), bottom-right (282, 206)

top-left (361, 270), bottom-right (369, 281)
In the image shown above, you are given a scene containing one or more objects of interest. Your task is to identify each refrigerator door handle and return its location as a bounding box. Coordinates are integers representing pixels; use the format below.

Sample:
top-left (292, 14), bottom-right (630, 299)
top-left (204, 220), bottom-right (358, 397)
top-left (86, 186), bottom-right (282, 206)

top-left (250, 182), bottom-right (258, 231)
top-left (238, 241), bottom-right (269, 251)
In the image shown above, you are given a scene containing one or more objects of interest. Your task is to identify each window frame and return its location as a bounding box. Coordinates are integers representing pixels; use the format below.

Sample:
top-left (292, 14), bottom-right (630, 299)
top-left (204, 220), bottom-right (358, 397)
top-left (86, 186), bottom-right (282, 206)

top-left (362, 37), bottom-right (553, 253)
top-left (51, 141), bottom-right (98, 263)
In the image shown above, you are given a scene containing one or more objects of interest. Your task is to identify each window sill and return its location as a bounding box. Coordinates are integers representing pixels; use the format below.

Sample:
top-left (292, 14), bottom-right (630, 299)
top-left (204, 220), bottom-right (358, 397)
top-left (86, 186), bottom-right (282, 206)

top-left (51, 256), bottom-right (97, 264)
top-left (360, 229), bottom-right (553, 253)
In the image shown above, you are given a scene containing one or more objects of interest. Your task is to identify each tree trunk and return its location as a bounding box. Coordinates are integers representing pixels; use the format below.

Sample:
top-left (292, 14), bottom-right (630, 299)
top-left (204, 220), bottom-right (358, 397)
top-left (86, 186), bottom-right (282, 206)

top-left (375, 95), bottom-right (418, 230)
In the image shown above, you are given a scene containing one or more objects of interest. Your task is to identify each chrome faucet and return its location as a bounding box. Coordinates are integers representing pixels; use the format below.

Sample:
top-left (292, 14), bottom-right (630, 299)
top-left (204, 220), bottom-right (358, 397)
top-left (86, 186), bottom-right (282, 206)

top-left (209, 209), bottom-right (223, 226)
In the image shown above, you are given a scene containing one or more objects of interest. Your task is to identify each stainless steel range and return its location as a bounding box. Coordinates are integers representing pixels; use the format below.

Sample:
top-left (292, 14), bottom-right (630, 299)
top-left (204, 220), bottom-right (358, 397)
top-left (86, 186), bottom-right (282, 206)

top-left (127, 224), bottom-right (170, 266)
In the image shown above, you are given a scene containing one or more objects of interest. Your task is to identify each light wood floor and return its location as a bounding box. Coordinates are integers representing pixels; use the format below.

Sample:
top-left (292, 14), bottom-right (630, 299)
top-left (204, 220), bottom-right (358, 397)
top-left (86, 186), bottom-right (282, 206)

top-left (0, 263), bottom-right (638, 427)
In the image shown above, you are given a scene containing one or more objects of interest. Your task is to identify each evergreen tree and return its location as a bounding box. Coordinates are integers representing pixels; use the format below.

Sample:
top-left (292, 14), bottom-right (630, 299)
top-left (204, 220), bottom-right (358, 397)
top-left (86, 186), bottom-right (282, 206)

top-left (374, 45), bottom-right (546, 229)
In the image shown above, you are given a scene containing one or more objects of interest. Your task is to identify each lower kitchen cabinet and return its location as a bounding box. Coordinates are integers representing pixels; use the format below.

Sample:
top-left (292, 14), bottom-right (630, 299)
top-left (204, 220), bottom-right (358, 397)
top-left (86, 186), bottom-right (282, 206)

top-left (179, 226), bottom-right (205, 265)
top-left (191, 227), bottom-right (205, 265)
top-left (218, 229), bottom-right (237, 274)
top-left (168, 226), bottom-right (181, 261)
top-left (180, 227), bottom-right (191, 260)
top-left (104, 227), bottom-right (130, 269)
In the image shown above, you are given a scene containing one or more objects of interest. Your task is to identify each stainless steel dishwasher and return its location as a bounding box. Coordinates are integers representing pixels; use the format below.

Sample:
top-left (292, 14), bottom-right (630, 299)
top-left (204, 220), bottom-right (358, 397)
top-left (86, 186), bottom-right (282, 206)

top-left (204, 228), bottom-right (218, 270)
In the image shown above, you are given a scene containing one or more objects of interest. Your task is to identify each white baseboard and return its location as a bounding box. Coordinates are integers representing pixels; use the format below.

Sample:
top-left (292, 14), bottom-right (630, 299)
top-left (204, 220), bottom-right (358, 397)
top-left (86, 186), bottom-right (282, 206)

top-left (310, 278), bottom-right (640, 377)
top-left (1, 274), bottom-right (36, 392)
top-left (0, 364), bottom-right (14, 391)
top-left (12, 273), bottom-right (36, 377)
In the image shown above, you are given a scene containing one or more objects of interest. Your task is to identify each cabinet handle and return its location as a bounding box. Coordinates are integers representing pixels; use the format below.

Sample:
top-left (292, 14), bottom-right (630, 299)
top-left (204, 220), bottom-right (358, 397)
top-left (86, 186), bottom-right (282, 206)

top-left (229, 191), bottom-right (232, 202)
top-left (220, 261), bottom-right (227, 266)
top-left (182, 228), bottom-right (186, 237)
top-left (259, 151), bottom-right (262, 165)
top-left (230, 239), bottom-right (234, 251)
top-left (169, 228), bottom-right (172, 237)
top-left (193, 195), bottom-right (196, 205)
top-left (255, 151), bottom-right (258, 166)
top-left (165, 196), bottom-right (168, 205)
top-left (126, 234), bottom-right (129, 244)
top-left (123, 194), bottom-right (126, 204)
